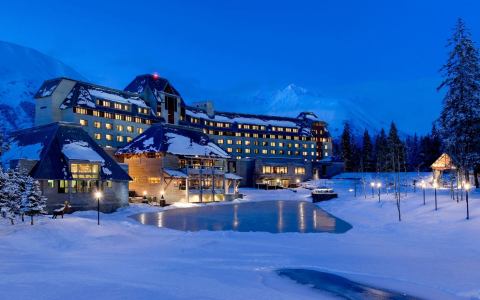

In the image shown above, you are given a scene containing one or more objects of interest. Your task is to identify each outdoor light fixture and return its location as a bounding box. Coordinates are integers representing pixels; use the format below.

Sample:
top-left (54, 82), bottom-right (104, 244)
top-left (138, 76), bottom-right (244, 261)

top-left (94, 191), bottom-right (102, 226)
top-left (433, 181), bottom-right (438, 211)
top-left (464, 182), bottom-right (471, 220)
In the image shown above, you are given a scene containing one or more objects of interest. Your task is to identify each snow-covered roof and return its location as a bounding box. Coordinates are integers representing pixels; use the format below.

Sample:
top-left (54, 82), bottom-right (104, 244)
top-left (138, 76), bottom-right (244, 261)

top-left (164, 168), bottom-right (188, 178)
top-left (35, 78), bottom-right (158, 119)
top-left (2, 122), bottom-right (131, 181)
top-left (186, 109), bottom-right (299, 128)
top-left (225, 173), bottom-right (242, 180)
top-left (124, 74), bottom-right (183, 103)
top-left (116, 123), bottom-right (229, 159)
top-left (34, 78), bottom-right (62, 98)
top-left (184, 107), bottom-right (328, 138)
top-left (62, 141), bottom-right (105, 163)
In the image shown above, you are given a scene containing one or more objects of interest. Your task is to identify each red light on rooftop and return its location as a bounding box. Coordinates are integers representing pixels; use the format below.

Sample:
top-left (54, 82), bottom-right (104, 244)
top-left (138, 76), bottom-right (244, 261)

top-left (152, 73), bottom-right (159, 80)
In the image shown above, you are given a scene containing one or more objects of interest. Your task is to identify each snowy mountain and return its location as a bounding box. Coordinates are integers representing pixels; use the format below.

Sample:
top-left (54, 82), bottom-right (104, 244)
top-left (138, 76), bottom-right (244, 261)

top-left (0, 41), bottom-right (85, 132)
top-left (217, 84), bottom-right (386, 137)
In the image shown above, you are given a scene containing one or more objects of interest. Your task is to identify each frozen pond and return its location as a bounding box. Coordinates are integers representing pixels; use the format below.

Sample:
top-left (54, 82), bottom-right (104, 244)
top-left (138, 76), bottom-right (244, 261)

top-left (130, 200), bottom-right (352, 233)
top-left (277, 269), bottom-right (423, 300)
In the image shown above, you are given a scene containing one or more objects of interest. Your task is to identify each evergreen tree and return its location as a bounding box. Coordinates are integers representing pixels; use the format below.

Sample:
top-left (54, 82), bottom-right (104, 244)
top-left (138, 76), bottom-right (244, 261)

top-left (1, 170), bottom-right (21, 224)
top-left (361, 129), bottom-right (373, 172)
top-left (21, 176), bottom-right (47, 225)
top-left (374, 129), bottom-right (388, 172)
top-left (406, 134), bottom-right (421, 171)
top-left (387, 122), bottom-right (405, 172)
top-left (438, 18), bottom-right (480, 182)
top-left (341, 122), bottom-right (354, 171)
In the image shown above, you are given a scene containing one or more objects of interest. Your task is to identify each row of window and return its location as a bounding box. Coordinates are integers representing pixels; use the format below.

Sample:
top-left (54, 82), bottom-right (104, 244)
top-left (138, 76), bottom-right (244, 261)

top-left (74, 107), bottom-right (152, 125)
top-left (79, 119), bottom-right (144, 134)
top-left (217, 139), bottom-right (315, 149)
top-left (203, 129), bottom-right (310, 141)
top-left (188, 117), bottom-right (303, 133)
top-left (94, 133), bottom-right (133, 143)
top-left (261, 166), bottom-right (306, 175)
top-left (50, 180), bottom-right (112, 193)
top-left (226, 148), bottom-right (315, 156)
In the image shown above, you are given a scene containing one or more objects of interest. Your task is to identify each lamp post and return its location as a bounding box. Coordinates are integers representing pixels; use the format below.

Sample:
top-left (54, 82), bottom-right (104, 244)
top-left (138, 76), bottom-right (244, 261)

top-left (465, 182), bottom-right (471, 220)
top-left (421, 180), bottom-right (426, 205)
top-left (95, 191), bottom-right (102, 226)
top-left (370, 182), bottom-right (375, 198)
top-left (376, 182), bottom-right (382, 202)
top-left (433, 181), bottom-right (438, 211)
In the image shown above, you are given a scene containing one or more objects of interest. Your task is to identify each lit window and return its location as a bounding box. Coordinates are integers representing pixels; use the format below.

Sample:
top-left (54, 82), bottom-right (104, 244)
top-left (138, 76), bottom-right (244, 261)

top-left (127, 137), bottom-right (133, 142)
top-left (127, 126), bottom-right (134, 133)
top-left (116, 125), bottom-right (124, 131)
top-left (295, 167), bottom-right (306, 175)
top-left (70, 163), bottom-right (99, 179)
top-left (226, 148), bottom-right (233, 153)
top-left (217, 139), bottom-right (224, 144)
top-left (137, 128), bottom-right (143, 134)
top-left (117, 136), bottom-right (124, 142)
top-left (227, 139), bottom-right (233, 145)
top-left (47, 180), bottom-right (55, 188)
top-left (94, 133), bottom-right (102, 140)
top-left (148, 177), bottom-right (162, 184)
top-left (79, 119), bottom-right (88, 126)
top-left (105, 123), bottom-right (113, 130)
top-left (106, 134), bottom-right (113, 141)
top-left (94, 121), bottom-right (101, 128)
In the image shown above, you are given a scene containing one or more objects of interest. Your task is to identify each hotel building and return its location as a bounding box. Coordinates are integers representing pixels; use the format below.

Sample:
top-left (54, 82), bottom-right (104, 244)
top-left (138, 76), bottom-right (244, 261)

top-left (33, 74), bottom-right (335, 190)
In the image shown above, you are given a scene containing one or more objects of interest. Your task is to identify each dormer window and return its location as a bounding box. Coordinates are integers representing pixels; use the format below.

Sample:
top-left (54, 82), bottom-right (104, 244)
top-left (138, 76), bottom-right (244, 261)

top-left (70, 163), bottom-right (99, 179)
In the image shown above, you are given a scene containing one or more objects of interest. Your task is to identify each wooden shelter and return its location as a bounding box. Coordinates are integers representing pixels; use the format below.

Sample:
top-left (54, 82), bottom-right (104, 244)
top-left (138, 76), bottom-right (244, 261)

top-left (431, 153), bottom-right (456, 184)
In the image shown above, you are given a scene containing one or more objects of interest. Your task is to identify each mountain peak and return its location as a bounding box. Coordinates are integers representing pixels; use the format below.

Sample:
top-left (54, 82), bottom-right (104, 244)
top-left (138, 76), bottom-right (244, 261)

top-left (0, 40), bottom-right (85, 132)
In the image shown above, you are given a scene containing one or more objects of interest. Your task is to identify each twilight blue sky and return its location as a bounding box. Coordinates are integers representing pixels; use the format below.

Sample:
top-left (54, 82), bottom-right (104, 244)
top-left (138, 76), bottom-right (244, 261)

top-left (0, 0), bottom-right (479, 134)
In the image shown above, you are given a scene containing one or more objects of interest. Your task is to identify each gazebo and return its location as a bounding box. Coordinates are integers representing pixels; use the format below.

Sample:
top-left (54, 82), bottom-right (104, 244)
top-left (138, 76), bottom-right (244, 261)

top-left (431, 153), bottom-right (456, 184)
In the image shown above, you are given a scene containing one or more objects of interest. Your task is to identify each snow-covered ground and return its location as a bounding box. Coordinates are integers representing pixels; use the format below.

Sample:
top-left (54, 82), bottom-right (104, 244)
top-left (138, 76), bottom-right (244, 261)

top-left (1, 175), bottom-right (479, 300)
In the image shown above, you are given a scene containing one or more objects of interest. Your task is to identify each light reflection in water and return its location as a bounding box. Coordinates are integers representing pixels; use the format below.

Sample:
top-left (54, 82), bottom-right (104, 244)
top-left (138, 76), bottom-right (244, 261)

top-left (277, 201), bottom-right (284, 232)
top-left (233, 204), bottom-right (239, 230)
top-left (131, 201), bottom-right (351, 234)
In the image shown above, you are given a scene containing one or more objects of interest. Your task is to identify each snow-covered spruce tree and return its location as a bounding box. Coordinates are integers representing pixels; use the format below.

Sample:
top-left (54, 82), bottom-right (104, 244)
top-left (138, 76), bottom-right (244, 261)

top-left (9, 168), bottom-right (28, 222)
top-left (0, 170), bottom-right (22, 224)
top-left (438, 18), bottom-right (480, 187)
top-left (21, 176), bottom-right (47, 225)
top-left (0, 167), bottom-right (11, 222)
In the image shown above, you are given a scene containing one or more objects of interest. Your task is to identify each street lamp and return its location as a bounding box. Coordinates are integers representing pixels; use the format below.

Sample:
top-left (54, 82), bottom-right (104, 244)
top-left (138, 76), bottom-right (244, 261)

top-left (465, 182), bottom-right (471, 220)
top-left (370, 181), bottom-right (375, 198)
top-left (421, 180), bottom-right (426, 205)
top-left (376, 182), bottom-right (382, 202)
top-left (95, 191), bottom-right (102, 225)
top-left (433, 181), bottom-right (438, 211)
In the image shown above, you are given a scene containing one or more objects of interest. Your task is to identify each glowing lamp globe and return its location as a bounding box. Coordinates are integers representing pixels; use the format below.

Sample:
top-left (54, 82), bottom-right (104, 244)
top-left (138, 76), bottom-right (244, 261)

top-left (95, 191), bottom-right (102, 199)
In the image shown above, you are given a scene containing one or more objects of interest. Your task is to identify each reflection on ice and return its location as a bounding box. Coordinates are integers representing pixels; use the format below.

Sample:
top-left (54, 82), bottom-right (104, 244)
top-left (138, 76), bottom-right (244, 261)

top-left (131, 201), bottom-right (352, 234)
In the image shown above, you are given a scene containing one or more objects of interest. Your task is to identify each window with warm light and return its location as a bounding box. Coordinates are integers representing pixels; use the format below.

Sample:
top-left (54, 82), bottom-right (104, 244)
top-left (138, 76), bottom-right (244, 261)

top-left (79, 119), bottom-right (88, 126)
top-left (70, 163), bottom-right (99, 179)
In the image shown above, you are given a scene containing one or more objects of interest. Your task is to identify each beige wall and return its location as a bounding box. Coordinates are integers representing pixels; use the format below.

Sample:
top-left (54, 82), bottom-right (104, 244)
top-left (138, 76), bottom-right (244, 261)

top-left (35, 79), bottom-right (77, 126)
top-left (40, 180), bottom-right (129, 213)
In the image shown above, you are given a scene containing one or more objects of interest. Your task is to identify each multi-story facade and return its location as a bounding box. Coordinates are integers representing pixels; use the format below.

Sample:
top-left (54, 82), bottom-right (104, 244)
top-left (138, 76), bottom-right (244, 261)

top-left (33, 74), bottom-right (334, 188)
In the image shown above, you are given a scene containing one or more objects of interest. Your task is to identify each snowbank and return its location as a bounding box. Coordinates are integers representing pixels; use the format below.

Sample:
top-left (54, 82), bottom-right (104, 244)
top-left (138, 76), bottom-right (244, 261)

top-left (0, 174), bottom-right (479, 299)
